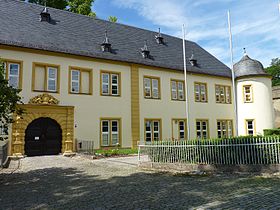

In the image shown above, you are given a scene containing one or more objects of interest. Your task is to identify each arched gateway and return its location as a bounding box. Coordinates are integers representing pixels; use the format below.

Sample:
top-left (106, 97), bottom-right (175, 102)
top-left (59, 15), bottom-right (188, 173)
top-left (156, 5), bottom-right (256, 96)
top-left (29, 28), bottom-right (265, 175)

top-left (24, 117), bottom-right (62, 156)
top-left (10, 94), bottom-right (75, 157)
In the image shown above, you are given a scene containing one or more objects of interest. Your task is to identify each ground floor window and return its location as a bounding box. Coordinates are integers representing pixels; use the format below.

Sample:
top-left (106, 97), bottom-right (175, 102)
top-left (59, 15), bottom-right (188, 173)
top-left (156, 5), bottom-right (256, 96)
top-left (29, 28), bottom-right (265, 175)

top-left (246, 119), bottom-right (255, 136)
top-left (217, 120), bottom-right (233, 138)
top-left (196, 119), bottom-right (209, 139)
top-left (101, 119), bottom-right (121, 146)
top-left (145, 119), bottom-right (161, 143)
top-left (172, 119), bottom-right (187, 140)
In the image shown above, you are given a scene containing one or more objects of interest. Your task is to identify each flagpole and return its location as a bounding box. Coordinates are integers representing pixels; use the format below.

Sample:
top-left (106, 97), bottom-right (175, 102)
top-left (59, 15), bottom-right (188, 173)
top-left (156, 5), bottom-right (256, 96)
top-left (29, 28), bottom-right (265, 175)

top-left (227, 10), bottom-right (238, 136)
top-left (182, 24), bottom-right (191, 140)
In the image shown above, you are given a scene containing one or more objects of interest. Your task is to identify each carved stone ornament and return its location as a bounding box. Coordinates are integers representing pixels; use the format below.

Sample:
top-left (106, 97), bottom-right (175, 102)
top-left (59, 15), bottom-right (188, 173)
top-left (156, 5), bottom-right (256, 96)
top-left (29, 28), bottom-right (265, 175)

top-left (29, 93), bottom-right (59, 105)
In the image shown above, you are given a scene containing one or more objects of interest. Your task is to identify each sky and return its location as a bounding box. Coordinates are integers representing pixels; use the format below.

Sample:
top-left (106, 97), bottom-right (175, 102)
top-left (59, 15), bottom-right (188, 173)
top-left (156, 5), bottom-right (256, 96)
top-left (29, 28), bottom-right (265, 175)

top-left (92, 0), bottom-right (280, 67)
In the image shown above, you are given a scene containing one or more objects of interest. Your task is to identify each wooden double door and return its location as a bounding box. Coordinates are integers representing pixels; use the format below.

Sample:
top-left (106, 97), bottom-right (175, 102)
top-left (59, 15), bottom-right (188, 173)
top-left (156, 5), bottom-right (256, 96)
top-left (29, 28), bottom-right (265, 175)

top-left (24, 117), bottom-right (62, 156)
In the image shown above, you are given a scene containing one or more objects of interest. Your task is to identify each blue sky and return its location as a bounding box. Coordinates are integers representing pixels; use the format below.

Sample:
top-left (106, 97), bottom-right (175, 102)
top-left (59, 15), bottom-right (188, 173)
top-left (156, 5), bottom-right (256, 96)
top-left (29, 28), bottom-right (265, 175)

top-left (93, 0), bottom-right (280, 67)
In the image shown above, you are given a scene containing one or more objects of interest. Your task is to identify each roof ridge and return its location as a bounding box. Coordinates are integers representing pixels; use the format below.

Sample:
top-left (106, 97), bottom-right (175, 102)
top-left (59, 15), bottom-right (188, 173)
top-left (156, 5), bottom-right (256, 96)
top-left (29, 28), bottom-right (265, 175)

top-left (13, 0), bottom-right (192, 43)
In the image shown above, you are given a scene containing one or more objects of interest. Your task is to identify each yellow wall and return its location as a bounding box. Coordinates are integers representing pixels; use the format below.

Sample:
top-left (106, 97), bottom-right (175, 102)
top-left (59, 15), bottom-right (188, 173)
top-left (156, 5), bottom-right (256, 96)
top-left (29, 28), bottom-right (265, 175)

top-left (0, 48), bottom-right (132, 149)
top-left (1, 47), bottom-right (239, 150)
top-left (139, 67), bottom-right (235, 142)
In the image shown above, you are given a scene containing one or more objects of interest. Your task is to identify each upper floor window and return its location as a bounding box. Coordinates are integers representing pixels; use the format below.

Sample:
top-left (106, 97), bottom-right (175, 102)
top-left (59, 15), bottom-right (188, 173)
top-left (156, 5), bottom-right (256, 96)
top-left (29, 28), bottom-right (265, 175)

top-left (171, 80), bottom-right (185, 101)
top-left (33, 63), bottom-right (59, 93)
top-left (243, 85), bottom-right (253, 103)
top-left (145, 119), bottom-right (161, 143)
top-left (217, 120), bottom-right (233, 138)
top-left (101, 71), bottom-right (120, 96)
top-left (69, 66), bottom-right (93, 95)
top-left (3, 60), bottom-right (22, 89)
top-left (144, 76), bottom-right (160, 99)
top-left (215, 85), bottom-right (231, 104)
top-left (196, 119), bottom-right (209, 139)
top-left (194, 82), bottom-right (207, 102)
top-left (246, 119), bottom-right (255, 136)
top-left (101, 119), bottom-right (121, 146)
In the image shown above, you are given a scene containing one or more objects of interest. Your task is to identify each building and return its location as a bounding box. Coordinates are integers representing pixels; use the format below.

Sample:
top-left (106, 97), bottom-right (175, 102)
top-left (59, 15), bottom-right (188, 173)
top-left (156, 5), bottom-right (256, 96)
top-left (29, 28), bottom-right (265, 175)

top-left (0, 0), bottom-right (274, 157)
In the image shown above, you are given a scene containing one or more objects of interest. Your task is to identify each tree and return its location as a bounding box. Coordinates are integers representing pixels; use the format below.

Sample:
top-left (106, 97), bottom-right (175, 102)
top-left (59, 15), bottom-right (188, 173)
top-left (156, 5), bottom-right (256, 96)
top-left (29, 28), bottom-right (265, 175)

top-left (22, 0), bottom-right (68, 10)
top-left (0, 61), bottom-right (23, 141)
top-left (265, 58), bottom-right (280, 86)
top-left (68, 0), bottom-right (96, 17)
top-left (108, 16), bottom-right (118, 23)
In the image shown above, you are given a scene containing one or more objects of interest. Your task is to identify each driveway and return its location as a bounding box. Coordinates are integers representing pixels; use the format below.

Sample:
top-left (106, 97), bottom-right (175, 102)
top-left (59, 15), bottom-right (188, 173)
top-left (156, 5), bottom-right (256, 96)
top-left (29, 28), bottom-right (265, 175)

top-left (1, 155), bottom-right (280, 209)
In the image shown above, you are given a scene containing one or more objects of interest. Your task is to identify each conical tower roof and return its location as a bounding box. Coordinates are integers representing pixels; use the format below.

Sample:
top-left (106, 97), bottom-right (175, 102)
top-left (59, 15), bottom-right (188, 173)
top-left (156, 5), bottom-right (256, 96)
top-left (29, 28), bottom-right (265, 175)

top-left (233, 54), bottom-right (268, 78)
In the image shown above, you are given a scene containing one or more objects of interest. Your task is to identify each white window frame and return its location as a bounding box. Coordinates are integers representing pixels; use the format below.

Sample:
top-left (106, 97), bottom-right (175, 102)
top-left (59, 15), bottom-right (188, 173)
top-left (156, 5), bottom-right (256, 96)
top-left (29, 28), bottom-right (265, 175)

top-left (101, 119), bottom-right (120, 146)
top-left (8, 63), bottom-right (20, 88)
top-left (144, 77), bottom-right (160, 99)
top-left (71, 70), bottom-right (80, 93)
top-left (145, 120), bottom-right (161, 142)
top-left (196, 120), bottom-right (208, 139)
top-left (171, 80), bottom-right (178, 100)
top-left (101, 120), bottom-right (110, 146)
top-left (111, 120), bottom-right (119, 145)
top-left (178, 120), bottom-right (186, 140)
top-left (111, 74), bottom-right (119, 96)
top-left (102, 73), bottom-right (110, 95)
top-left (217, 120), bottom-right (233, 138)
top-left (243, 85), bottom-right (253, 103)
top-left (171, 80), bottom-right (185, 101)
top-left (246, 120), bottom-right (255, 136)
top-left (195, 82), bottom-right (207, 102)
top-left (47, 67), bottom-right (57, 92)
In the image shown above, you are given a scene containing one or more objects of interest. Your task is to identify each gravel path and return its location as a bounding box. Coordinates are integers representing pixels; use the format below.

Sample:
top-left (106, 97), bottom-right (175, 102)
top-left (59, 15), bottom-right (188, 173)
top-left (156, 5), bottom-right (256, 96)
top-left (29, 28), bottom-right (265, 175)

top-left (1, 155), bottom-right (280, 209)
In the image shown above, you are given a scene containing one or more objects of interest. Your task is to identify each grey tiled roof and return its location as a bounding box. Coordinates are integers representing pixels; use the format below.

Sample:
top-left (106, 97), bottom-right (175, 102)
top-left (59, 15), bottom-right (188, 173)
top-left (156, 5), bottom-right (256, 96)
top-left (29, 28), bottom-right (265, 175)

top-left (0, 0), bottom-right (231, 77)
top-left (233, 55), bottom-right (268, 78)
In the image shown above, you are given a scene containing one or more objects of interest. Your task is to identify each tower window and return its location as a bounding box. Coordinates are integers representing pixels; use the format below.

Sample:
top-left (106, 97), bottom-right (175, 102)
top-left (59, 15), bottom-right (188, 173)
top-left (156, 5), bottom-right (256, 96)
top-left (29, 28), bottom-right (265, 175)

top-left (243, 85), bottom-right (253, 103)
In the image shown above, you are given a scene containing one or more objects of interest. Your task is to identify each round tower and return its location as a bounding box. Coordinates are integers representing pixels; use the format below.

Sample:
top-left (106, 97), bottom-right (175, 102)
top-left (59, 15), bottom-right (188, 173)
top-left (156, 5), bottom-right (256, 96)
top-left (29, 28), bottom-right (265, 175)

top-left (234, 53), bottom-right (274, 136)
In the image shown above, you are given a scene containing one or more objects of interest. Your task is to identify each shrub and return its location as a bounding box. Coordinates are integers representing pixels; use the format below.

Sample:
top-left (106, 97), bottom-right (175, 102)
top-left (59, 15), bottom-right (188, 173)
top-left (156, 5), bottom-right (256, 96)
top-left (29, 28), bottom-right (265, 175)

top-left (264, 129), bottom-right (280, 136)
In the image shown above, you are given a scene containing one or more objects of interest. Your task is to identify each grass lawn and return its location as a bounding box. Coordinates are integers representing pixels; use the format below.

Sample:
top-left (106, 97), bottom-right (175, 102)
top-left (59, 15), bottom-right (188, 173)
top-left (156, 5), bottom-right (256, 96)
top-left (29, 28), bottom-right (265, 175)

top-left (94, 148), bottom-right (138, 157)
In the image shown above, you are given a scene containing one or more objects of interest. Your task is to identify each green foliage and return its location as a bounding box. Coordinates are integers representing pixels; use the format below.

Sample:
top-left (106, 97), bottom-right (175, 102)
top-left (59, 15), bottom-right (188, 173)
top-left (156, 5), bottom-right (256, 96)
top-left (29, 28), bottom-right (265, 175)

top-left (68, 0), bottom-right (96, 17)
top-left (146, 136), bottom-right (280, 164)
top-left (263, 129), bottom-right (280, 136)
top-left (0, 61), bottom-right (23, 141)
top-left (23, 0), bottom-right (68, 10)
top-left (95, 148), bottom-right (138, 157)
top-left (264, 58), bottom-right (280, 86)
top-left (108, 16), bottom-right (118, 23)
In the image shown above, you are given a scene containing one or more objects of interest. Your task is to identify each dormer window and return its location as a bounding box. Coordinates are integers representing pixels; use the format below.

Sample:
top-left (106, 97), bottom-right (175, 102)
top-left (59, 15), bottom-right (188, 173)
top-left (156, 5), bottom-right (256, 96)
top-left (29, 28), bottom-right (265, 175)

top-left (155, 28), bottom-right (164, 44)
top-left (141, 41), bottom-right (150, 59)
top-left (189, 54), bottom-right (197, 66)
top-left (40, 7), bottom-right (51, 22)
top-left (101, 31), bottom-right (112, 52)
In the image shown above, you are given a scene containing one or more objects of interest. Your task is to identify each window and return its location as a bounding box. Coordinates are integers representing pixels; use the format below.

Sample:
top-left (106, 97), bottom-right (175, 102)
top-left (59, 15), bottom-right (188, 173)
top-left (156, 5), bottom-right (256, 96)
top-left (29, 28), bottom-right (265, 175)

top-left (33, 63), bottom-right (59, 92)
top-left (196, 120), bottom-right (209, 139)
top-left (246, 120), bottom-right (255, 136)
top-left (145, 119), bottom-right (161, 143)
top-left (217, 120), bottom-right (233, 138)
top-left (144, 76), bottom-right (160, 99)
top-left (172, 119), bottom-right (187, 140)
top-left (243, 85), bottom-right (253, 103)
top-left (171, 80), bottom-right (185, 100)
top-left (3, 60), bottom-right (22, 89)
top-left (194, 82), bottom-right (207, 102)
top-left (101, 119), bottom-right (121, 146)
top-left (69, 67), bottom-right (92, 94)
top-left (215, 85), bottom-right (231, 104)
top-left (101, 71), bottom-right (120, 96)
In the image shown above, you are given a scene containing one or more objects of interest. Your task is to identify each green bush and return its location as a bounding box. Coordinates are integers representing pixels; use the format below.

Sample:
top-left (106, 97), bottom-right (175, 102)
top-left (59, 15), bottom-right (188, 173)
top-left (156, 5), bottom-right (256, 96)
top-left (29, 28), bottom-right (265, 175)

top-left (145, 136), bottom-right (280, 165)
top-left (264, 129), bottom-right (280, 136)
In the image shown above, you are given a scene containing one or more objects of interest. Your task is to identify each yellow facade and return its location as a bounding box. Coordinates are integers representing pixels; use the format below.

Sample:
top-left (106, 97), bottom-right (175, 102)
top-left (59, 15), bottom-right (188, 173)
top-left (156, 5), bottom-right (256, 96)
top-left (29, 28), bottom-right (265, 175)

top-left (1, 46), bottom-right (237, 156)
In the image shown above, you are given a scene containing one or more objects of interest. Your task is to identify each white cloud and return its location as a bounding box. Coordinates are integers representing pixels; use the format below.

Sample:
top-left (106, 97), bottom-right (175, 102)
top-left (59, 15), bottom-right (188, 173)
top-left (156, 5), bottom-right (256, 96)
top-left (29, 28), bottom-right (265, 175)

top-left (113, 0), bottom-right (280, 67)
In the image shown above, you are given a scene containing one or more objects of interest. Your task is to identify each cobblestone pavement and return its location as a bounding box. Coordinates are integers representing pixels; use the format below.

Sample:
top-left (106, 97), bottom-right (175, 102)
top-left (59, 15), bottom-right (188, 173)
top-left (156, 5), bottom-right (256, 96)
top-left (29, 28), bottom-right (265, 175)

top-left (1, 155), bottom-right (280, 210)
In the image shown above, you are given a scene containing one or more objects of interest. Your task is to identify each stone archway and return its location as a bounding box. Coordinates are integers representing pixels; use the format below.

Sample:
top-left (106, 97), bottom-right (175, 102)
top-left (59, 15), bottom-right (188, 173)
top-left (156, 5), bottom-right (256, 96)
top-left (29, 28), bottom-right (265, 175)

top-left (11, 94), bottom-right (74, 157)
